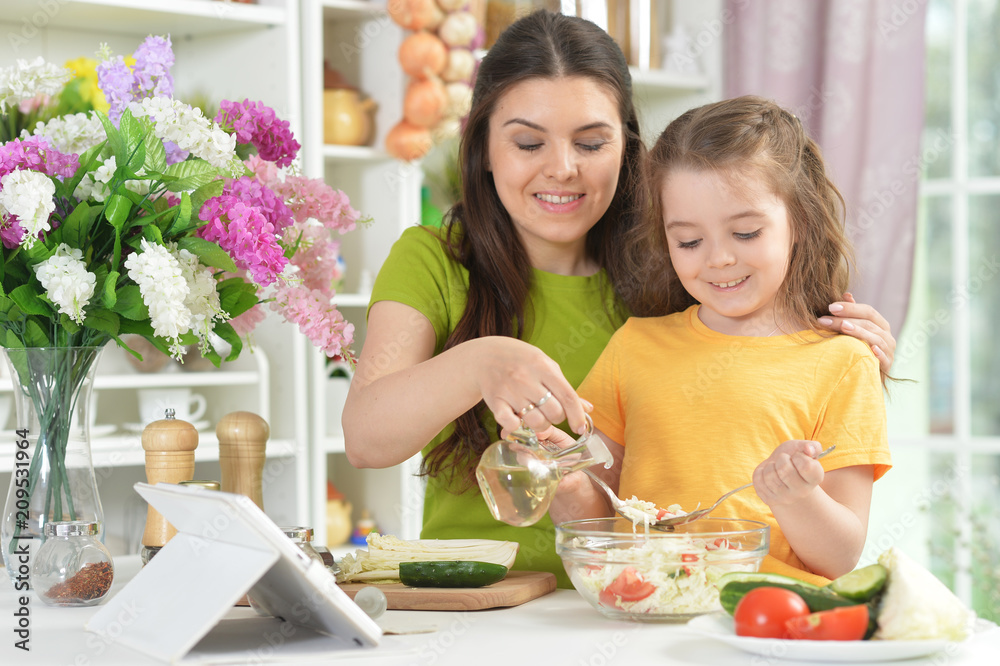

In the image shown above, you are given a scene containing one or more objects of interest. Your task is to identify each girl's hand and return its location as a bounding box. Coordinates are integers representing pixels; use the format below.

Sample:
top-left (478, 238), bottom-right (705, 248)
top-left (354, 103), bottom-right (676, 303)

top-left (753, 440), bottom-right (826, 507)
top-left (817, 292), bottom-right (896, 373)
top-left (476, 337), bottom-right (590, 436)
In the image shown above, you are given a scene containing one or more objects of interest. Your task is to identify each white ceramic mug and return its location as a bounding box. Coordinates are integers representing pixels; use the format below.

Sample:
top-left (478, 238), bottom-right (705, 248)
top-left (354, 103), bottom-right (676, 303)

top-left (138, 388), bottom-right (207, 425)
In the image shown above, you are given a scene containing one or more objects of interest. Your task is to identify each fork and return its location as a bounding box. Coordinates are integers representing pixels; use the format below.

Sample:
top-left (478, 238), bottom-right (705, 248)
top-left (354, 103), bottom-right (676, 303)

top-left (653, 445), bottom-right (836, 529)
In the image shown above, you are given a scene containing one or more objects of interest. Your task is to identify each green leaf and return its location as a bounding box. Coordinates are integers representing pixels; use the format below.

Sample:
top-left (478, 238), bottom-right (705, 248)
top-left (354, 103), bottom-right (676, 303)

top-left (162, 159), bottom-right (220, 192)
top-left (142, 224), bottom-right (165, 245)
top-left (59, 313), bottom-right (81, 335)
top-left (143, 122), bottom-right (167, 174)
top-left (61, 201), bottom-right (95, 248)
top-left (211, 322), bottom-right (243, 362)
top-left (2, 329), bottom-right (24, 349)
top-left (189, 179), bottom-right (225, 219)
top-left (82, 308), bottom-right (120, 337)
top-left (96, 111), bottom-right (127, 164)
top-left (10, 285), bottom-right (51, 317)
top-left (104, 194), bottom-right (132, 231)
top-left (177, 236), bottom-right (237, 272)
top-left (118, 109), bottom-right (146, 171)
top-left (168, 191), bottom-right (193, 235)
top-left (101, 270), bottom-right (120, 309)
top-left (112, 285), bottom-right (147, 320)
top-left (24, 318), bottom-right (50, 347)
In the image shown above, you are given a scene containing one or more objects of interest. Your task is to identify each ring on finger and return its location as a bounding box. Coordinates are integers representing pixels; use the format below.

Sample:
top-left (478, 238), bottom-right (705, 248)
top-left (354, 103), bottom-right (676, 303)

top-left (519, 403), bottom-right (537, 416)
top-left (534, 391), bottom-right (553, 408)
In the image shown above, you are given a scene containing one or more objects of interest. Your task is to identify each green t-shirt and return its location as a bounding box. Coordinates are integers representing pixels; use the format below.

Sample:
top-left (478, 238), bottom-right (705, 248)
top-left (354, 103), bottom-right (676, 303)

top-left (369, 226), bottom-right (621, 587)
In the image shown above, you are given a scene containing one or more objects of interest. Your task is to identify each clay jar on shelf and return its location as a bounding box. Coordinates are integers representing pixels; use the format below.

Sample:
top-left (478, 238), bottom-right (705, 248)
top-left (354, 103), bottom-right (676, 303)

top-left (323, 63), bottom-right (376, 146)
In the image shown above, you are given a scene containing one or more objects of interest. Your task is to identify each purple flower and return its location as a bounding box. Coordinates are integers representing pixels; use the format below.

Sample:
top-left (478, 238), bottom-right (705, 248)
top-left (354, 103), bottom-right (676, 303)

top-left (97, 35), bottom-right (175, 125)
top-left (224, 176), bottom-right (294, 235)
top-left (197, 195), bottom-right (288, 286)
top-left (0, 217), bottom-right (25, 249)
top-left (0, 136), bottom-right (77, 180)
top-left (131, 35), bottom-right (174, 100)
top-left (97, 56), bottom-right (135, 124)
top-left (215, 99), bottom-right (300, 168)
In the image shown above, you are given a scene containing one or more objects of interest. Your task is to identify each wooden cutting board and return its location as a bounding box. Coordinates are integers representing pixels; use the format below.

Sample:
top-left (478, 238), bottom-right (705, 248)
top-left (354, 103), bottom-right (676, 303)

top-left (337, 570), bottom-right (557, 611)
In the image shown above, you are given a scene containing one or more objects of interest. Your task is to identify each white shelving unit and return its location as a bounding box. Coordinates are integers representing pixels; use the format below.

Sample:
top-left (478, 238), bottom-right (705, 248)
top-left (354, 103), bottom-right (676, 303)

top-left (0, 0), bottom-right (308, 555)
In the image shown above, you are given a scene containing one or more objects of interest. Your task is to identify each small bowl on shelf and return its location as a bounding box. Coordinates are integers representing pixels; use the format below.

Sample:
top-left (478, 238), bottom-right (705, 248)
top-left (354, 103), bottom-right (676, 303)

top-left (555, 517), bottom-right (768, 623)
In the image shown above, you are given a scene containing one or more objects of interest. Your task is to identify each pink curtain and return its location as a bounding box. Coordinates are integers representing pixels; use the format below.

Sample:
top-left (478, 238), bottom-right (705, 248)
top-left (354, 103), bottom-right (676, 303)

top-left (724, 0), bottom-right (927, 333)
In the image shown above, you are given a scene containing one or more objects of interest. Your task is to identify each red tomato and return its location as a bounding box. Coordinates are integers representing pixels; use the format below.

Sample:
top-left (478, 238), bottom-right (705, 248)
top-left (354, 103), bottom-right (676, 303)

top-left (598, 566), bottom-right (656, 607)
top-left (785, 605), bottom-right (869, 641)
top-left (733, 588), bottom-right (810, 639)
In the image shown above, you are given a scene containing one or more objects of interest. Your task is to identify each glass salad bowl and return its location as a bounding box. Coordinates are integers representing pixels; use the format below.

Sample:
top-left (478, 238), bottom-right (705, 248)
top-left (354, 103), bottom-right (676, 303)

top-left (555, 517), bottom-right (769, 622)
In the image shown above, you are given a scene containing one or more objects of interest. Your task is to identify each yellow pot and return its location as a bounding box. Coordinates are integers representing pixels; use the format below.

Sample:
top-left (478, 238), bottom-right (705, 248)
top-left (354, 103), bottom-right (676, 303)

top-left (324, 89), bottom-right (377, 146)
top-left (326, 498), bottom-right (353, 547)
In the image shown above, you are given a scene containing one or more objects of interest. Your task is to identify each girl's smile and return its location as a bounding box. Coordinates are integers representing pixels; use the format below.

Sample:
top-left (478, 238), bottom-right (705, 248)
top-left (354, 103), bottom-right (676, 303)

top-left (662, 168), bottom-right (794, 336)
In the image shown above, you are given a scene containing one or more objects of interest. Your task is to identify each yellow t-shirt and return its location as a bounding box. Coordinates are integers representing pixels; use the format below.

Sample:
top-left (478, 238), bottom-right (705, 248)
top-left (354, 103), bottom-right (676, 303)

top-left (577, 305), bottom-right (891, 585)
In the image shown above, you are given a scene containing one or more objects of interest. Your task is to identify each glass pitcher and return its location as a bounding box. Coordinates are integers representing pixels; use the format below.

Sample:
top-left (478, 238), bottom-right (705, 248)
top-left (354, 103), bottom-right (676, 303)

top-left (476, 415), bottom-right (612, 526)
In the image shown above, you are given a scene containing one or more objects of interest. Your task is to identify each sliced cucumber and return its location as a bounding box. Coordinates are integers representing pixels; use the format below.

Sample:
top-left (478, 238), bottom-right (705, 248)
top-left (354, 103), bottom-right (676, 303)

top-left (398, 560), bottom-right (509, 588)
top-left (717, 571), bottom-right (856, 616)
top-left (828, 563), bottom-right (888, 602)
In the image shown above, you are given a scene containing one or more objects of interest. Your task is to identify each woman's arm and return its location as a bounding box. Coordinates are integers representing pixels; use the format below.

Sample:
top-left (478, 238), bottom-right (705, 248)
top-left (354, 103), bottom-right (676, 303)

top-left (753, 440), bottom-right (873, 579)
top-left (343, 300), bottom-right (589, 468)
top-left (819, 293), bottom-right (896, 373)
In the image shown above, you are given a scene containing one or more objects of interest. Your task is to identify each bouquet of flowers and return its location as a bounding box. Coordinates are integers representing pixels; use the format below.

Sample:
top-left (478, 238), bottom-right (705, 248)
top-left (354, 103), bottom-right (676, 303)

top-left (0, 35), bottom-right (361, 574)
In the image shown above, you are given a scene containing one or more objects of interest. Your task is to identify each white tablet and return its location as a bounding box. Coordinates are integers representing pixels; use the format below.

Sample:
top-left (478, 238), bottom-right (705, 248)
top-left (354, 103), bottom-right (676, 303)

top-left (87, 482), bottom-right (381, 663)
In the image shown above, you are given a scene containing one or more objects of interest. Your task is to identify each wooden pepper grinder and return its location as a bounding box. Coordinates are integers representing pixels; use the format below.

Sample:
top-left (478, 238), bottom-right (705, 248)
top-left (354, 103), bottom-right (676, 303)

top-left (217, 411), bottom-right (269, 510)
top-left (141, 408), bottom-right (199, 565)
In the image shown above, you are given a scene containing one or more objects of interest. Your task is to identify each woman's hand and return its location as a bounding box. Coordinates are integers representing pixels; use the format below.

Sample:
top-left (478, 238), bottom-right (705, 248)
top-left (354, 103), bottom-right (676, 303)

top-left (475, 337), bottom-right (590, 437)
top-left (817, 292), bottom-right (895, 373)
top-left (753, 440), bottom-right (825, 507)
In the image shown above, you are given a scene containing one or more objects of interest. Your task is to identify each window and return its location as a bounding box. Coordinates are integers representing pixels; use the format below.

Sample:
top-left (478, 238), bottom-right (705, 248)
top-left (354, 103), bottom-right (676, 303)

top-left (875, 0), bottom-right (1000, 621)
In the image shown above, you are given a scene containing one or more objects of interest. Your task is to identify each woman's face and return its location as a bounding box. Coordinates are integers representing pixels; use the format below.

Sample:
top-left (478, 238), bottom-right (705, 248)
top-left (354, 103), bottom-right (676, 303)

top-left (486, 76), bottom-right (624, 275)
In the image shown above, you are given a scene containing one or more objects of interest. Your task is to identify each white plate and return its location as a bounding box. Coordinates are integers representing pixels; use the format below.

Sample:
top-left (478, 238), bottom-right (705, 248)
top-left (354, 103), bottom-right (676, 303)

top-left (686, 612), bottom-right (992, 663)
top-left (123, 420), bottom-right (210, 433)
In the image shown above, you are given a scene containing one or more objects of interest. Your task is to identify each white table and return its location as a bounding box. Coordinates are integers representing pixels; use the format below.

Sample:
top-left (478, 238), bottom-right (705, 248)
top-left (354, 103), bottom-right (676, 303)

top-left (2, 556), bottom-right (997, 665)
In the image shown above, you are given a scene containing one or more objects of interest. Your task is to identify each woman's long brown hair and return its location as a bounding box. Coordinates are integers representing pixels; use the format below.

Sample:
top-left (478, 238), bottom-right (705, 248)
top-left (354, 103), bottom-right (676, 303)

top-left (423, 10), bottom-right (648, 490)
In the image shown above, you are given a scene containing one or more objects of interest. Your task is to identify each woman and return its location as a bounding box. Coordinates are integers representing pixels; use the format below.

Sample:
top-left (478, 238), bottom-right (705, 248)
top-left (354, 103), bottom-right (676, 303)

top-left (342, 11), bottom-right (896, 587)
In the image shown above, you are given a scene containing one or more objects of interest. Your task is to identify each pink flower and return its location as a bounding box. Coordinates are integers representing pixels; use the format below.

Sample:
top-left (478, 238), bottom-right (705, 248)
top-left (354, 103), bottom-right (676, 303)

top-left (215, 99), bottom-right (300, 168)
top-left (197, 195), bottom-right (287, 286)
top-left (270, 174), bottom-right (360, 232)
top-left (270, 283), bottom-right (354, 359)
top-left (0, 136), bottom-right (77, 180)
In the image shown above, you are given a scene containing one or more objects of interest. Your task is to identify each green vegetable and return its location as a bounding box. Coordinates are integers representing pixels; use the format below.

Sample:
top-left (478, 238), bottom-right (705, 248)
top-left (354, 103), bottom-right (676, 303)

top-left (828, 563), bottom-right (888, 602)
top-left (399, 560), bottom-right (509, 588)
top-left (336, 534), bottom-right (519, 583)
top-left (717, 571), bottom-right (857, 616)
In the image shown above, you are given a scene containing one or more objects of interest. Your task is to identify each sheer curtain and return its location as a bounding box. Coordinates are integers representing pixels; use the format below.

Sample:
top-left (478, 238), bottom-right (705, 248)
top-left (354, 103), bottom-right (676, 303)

top-left (724, 0), bottom-right (928, 333)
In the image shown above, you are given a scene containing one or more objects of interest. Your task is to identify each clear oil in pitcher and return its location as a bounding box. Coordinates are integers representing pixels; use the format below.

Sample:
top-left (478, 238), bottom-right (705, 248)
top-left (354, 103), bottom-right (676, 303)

top-left (476, 457), bottom-right (561, 527)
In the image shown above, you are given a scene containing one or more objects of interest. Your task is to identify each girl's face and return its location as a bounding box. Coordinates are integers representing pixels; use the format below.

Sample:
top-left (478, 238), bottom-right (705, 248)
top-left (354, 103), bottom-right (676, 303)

top-left (661, 168), bottom-right (794, 336)
top-left (487, 76), bottom-right (624, 275)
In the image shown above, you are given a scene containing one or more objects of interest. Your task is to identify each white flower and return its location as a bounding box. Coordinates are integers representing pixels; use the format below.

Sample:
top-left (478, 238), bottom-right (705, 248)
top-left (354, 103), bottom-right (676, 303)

top-left (33, 244), bottom-right (96, 324)
top-left (25, 112), bottom-right (106, 155)
top-left (0, 169), bottom-right (56, 248)
top-left (0, 57), bottom-right (71, 109)
top-left (128, 97), bottom-right (240, 173)
top-left (124, 239), bottom-right (192, 359)
top-left (173, 246), bottom-right (227, 352)
top-left (74, 156), bottom-right (116, 202)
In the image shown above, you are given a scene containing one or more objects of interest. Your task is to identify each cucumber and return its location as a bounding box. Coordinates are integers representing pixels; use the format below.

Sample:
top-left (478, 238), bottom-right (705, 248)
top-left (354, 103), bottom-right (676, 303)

top-left (717, 571), bottom-right (857, 616)
top-left (828, 563), bottom-right (887, 602)
top-left (398, 560), bottom-right (509, 588)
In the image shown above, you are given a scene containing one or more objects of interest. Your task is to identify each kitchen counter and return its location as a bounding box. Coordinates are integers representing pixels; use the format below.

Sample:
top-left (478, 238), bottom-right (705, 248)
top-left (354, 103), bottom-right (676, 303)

top-left (2, 556), bottom-right (997, 665)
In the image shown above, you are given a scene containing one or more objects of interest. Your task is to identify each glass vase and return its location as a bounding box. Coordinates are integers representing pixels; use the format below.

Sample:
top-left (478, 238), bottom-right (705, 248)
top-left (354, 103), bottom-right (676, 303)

top-left (1, 346), bottom-right (105, 588)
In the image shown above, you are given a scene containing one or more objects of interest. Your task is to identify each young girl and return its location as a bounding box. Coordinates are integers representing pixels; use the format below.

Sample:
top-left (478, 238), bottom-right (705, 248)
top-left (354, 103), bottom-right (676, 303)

top-left (554, 96), bottom-right (892, 584)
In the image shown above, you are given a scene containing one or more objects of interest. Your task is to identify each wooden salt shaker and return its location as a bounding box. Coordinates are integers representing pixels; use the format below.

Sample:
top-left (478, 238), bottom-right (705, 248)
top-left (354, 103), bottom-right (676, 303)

top-left (217, 411), bottom-right (269, 510)
top-left (141, 408), bottom-right (199, 564)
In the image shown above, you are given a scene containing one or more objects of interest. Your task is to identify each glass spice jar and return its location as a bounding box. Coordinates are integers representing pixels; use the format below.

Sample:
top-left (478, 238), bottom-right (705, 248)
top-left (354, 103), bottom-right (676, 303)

top-left (281, 526), bottom-right (324, 565)
top-left (32, 521), bottom-right (114, 607)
